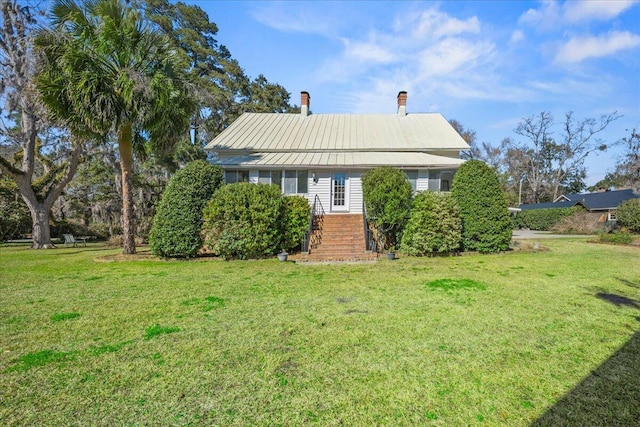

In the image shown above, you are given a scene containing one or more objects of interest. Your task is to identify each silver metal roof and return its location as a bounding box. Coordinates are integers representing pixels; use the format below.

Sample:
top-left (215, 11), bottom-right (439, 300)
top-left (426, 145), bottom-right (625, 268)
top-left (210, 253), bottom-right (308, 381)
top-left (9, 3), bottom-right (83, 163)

top-left (213, 151), bottom-right (465, 168)
top-left (205, 112), bottom-right (470, 153)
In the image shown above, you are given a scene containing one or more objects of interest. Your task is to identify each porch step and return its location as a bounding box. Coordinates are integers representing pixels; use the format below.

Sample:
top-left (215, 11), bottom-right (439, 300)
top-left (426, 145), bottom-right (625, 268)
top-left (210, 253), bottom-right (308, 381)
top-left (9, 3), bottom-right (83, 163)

top-left (299, 214), bottom-right (377, 263)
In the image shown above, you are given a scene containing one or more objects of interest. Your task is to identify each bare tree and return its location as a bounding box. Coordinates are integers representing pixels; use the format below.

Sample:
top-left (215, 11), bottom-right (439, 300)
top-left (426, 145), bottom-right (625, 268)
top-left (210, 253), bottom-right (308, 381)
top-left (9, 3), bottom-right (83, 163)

top-left (514, 111), bottom-right (620, 202)
top-left (0, 0), bottom-right (83, 248)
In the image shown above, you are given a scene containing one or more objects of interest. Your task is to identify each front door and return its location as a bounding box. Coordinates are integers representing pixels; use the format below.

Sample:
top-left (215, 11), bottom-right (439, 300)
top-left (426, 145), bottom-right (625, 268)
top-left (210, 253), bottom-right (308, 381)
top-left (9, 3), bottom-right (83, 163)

top-left (331, 172), bottom-right (349, 212)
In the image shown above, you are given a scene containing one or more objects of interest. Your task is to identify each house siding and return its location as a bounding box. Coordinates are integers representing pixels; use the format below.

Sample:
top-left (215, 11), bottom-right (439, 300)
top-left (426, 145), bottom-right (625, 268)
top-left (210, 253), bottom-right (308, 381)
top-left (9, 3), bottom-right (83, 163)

top-left (349, 171), bottom-right (364, 214)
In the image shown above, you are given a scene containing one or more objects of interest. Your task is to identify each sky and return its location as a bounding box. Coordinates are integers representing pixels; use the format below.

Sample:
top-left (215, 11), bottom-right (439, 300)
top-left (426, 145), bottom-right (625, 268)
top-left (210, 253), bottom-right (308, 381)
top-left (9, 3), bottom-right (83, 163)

top-left (190, 0), bottom-right (640, 186)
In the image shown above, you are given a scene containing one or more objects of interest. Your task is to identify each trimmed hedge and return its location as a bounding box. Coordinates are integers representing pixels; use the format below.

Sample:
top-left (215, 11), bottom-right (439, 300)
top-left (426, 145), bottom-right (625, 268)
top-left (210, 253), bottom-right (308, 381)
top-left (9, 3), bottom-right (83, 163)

top-left (598, 231), bottom-right (633, 245)
top-left (361, 166), bottom-right (413, 250)
top-left (202, 183), bottom-right (310, 259)
top-left (149, 160), bottom-right (223, 257)
top-left (513, 206), bottom-right (581, 231)
top-left (451, 160), bottom-right (512, 253)
top-left (616, 198), bottom-right (640, 233)
top-left (401, 191), bottom-right (462, 256)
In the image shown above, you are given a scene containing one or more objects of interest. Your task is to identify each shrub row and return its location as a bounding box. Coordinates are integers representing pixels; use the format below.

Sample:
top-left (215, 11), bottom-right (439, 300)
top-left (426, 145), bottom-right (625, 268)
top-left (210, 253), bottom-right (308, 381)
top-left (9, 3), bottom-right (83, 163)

top-left (368, 161), bottom-right (512, 256)
top-left (513, 206), bottom-right (581, 231)
top-left (202, 183), bottom-right (309, 260)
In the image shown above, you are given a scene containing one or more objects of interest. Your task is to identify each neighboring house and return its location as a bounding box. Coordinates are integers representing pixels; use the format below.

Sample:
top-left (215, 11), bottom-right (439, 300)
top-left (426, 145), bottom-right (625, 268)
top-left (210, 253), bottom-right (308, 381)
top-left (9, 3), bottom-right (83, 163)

top-left (518, 189), bottom-right (639, 221)
top-left (204, 91), bottom-right (469, 214)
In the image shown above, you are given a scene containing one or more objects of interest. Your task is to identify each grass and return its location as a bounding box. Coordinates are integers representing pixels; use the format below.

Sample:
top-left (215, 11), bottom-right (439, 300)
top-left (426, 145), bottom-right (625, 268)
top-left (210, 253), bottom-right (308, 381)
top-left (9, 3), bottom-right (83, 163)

top-left (1, 239), bottom-right (639, 426)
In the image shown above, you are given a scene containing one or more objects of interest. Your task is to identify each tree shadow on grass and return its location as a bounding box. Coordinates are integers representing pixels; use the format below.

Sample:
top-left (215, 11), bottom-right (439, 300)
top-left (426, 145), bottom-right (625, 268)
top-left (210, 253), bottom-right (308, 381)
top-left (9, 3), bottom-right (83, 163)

top-left (616, 277), bottom-right (640, 290)
top-left (531, 330), bottom-right (640, 426)
top-left (595, 293), bottom-right (640, 309)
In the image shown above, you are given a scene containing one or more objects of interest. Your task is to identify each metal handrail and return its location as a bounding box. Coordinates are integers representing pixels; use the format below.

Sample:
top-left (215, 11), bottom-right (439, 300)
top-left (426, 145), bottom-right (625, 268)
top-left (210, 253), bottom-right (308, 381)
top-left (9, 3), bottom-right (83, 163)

top-left (302, 195), bottom-right (324, 252)
top-left (363, 201), bottom-right (377, 253)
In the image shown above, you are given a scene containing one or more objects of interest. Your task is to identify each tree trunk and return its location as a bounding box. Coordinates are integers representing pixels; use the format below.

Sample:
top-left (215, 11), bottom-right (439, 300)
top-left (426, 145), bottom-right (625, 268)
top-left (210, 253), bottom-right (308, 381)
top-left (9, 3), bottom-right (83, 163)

top-left (118, 123), bottom-right (137, 254)
top-left (30, 203), bottom-right (54, 249)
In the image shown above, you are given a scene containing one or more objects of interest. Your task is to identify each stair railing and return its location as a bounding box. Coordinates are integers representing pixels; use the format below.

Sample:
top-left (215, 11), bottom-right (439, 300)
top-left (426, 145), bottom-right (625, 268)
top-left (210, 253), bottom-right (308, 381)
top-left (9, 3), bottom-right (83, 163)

top-left (302, 194), bottom-right (325, 253)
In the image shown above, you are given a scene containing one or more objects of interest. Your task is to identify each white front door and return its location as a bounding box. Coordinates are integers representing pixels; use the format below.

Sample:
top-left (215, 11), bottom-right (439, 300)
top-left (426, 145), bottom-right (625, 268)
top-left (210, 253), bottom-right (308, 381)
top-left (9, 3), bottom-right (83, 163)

top-left (331, 172), bottom-right (349, 212)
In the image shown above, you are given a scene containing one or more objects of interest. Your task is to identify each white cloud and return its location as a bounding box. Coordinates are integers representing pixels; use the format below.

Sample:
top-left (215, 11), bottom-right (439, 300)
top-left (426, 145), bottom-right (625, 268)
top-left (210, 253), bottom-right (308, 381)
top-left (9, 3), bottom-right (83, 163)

top-left (555, 31), bottom-right (640, 63)
top-left (519, 0), bottom-right (638, 29)
top-left (251, 4), bottom-right (335, 36)
top-left (510, 30), bottom-right (525, 45)
top-left (418, 38), bottom-right (494, 77)
top-left (342, 38), bottom-right (396, 64)
top-left (518, 1), bottom-right (561, 30)
top-left (407, 9), bottom-right (481, 39)
top-left (563, 0), bottom-right (637, 23)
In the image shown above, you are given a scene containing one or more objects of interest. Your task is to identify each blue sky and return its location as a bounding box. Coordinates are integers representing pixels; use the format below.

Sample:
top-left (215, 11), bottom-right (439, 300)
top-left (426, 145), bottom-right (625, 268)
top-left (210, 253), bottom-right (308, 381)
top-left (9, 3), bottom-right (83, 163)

top-left (192, 0), bottom-right (640, 186)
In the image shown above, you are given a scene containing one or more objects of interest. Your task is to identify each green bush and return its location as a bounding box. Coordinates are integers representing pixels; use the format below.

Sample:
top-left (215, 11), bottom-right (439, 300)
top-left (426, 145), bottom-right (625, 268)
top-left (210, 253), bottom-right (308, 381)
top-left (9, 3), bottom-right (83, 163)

top-left (149, 160), bottom-right (223, 257)
top-left (401, 191), bottom-right (461, 256)
top-left (202, 183), bottom-right (284, 259)
top-left (514, 206), bottom-right (581, 231)
top-left (616, 198), bottom-right (640, 233)
top-left (282, 196), bottom-right (311, 252)
top-left (598, 231), bottom-right (633, 245)
top-left (451, 160), bottom-right (512, 253)
top-left (361, 166), bottom-right (413, 250)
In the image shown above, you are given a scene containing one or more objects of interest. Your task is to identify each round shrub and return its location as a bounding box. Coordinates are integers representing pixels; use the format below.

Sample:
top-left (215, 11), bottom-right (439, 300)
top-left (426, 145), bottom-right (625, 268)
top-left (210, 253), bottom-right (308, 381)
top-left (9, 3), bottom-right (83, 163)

top-left (149, 160), bottom-right (223, 257)
top-left (361, 166), bottom-right (413, 249)
top-left (202, 183), bottom-right (283, 259)
top-left (401, 191), bottom-right (461, 256)
top-left (282, 195), bottom-right (311, 252)
top-left (616, 198), bottom-right (640, 233)
top-left (451, 160), bottom-right (512, 253)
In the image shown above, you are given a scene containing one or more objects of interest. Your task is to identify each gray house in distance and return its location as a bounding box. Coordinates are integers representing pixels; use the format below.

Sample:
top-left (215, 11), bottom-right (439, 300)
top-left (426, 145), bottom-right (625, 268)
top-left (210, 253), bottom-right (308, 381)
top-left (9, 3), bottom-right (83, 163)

top-left (204, 91), bottom-right (469, 215)
top-left (519, 189), bottom-right (639, 222)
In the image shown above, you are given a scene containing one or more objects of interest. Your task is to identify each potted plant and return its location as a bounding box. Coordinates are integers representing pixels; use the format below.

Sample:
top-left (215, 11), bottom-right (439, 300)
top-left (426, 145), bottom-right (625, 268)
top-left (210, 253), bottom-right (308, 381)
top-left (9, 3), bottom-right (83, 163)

top-left (386, 245), bottom-right (396, 260)
top-left (277, 251), bottom-right (288, 262)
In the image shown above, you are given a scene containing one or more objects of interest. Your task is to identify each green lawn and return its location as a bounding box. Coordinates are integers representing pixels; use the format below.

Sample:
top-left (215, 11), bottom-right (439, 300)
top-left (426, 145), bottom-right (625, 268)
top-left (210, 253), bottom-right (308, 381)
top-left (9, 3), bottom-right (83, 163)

top-left (1, 240), bottom-right (639, 426)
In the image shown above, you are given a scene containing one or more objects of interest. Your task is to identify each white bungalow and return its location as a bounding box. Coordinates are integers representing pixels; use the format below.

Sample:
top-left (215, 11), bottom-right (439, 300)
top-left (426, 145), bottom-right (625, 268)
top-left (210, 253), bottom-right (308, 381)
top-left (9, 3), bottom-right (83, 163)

top-left (204, 91), bottom-right (469, 214)
top-left (205, 91), bottom-right (469, 261)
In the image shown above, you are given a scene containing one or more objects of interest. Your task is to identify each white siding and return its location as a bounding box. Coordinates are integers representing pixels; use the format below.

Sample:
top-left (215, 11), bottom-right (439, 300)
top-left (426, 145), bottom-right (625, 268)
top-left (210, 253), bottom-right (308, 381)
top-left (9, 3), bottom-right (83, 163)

top-left (305, 171), bottom-right (331, 212)
top-left (349, 171), bottom-right (364, 213)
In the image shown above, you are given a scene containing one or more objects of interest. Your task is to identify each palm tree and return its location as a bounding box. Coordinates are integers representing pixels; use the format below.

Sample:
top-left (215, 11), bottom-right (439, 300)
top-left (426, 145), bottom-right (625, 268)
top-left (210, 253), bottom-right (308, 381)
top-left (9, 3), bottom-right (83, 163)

top-left (35, 0), bottom-right (194, 254)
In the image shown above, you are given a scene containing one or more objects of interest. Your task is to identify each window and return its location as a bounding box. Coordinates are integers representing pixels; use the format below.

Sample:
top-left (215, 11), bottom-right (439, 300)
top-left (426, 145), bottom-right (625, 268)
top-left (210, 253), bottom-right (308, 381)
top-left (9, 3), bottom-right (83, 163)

top-left (405, 170), bottom-right (418, 192)
top-left (428, 170), bottom-right (454, 191)
top-left (225, 170), bottom-right (237, 184)
top-left (284, 171), bottom-right (297, 194)
top-left (258, 170), bottom-right (271, 184)
top-left (224, 170), bottom-right (250, 184)
top-left (608, 212), bottom-right (617, 221)
top-left (428, 171), bottom-right (440, 191)
top-left (297, 170), bottom-right (308, 193)
top-left (440, 171), bottom-right (453, 192)
top-left (256, 170), bottom-right (307, 194)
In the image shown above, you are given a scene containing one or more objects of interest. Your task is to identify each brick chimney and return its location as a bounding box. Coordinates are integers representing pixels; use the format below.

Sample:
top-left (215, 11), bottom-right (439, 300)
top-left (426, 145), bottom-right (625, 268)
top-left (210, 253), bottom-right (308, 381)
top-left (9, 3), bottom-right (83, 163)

top-left (397, 91), bottom-right (407, 115)
top-left (301, 91), bottom-right (310, 116)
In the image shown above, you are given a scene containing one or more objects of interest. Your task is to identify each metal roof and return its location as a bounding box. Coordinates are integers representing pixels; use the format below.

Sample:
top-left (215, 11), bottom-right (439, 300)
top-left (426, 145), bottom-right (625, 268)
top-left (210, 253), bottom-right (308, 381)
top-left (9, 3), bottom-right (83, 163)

top-left (213, 152), bottom-right (465, 168)
top-left (205, 112), bottom-right (470, 153)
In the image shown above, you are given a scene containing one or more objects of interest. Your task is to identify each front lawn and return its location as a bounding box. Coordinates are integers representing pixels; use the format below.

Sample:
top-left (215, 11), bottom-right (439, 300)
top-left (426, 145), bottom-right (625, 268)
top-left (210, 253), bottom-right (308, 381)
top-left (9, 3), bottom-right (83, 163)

top-left (1, 240), bottom-right (638, 426)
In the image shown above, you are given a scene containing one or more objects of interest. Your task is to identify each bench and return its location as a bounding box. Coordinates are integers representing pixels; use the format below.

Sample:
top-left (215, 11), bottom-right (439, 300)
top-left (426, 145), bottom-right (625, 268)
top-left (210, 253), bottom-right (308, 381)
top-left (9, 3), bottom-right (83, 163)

top-left (63, 234), bottom-right (87, 247)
